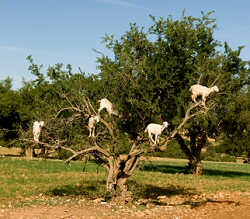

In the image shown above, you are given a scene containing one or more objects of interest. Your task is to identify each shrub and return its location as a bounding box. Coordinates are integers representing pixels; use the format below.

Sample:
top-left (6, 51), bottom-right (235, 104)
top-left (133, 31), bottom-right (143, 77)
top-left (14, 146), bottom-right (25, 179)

top-left (201, 145), bottom-right (236, 162)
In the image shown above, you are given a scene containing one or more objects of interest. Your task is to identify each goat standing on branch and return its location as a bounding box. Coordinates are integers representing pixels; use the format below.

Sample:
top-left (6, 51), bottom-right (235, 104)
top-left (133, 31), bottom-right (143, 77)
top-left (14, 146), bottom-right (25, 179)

top-left (88, 115), bottom-right (100, 137)
top-left (98, 98), bottom-right (118, 117)
top-left (144, 121), bottom-right (169, 144)
top-left (33, 121), bottom-right (45, 142)
top-left (189, 84), bottom-right (219, 107)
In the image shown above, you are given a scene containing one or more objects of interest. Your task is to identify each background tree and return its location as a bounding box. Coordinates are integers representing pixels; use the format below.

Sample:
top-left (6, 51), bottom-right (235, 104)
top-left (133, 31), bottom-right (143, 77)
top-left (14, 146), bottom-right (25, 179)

top-left (0, 77), bottom-right (20, 145)
top-left (217, 84), bottom-right (250, 162)
top-left (95, 11), bottom-right (250, 174)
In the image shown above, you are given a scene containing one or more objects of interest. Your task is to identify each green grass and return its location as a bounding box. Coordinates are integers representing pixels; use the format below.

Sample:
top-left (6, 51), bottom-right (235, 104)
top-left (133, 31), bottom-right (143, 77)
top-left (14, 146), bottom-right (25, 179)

top-left (1, 157), bottom-right (250, 207)
top-left (0, 157), bottom-right (107, 200)
top-left (131, 159), bottom-right (250, 199)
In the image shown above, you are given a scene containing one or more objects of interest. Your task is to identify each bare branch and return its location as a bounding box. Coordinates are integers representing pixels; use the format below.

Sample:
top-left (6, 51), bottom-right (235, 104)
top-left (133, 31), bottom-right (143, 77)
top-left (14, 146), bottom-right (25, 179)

top-left (129, 143), bottom-right (137, 154)
top-left (197, 55), bottom-right (207, 84)
top-left (64, 146), bottom-right (100, 164)
top-left (210, 70), bottom-right (223, 87)
top-left (124, 156), bottom-right (140, 175)
top-left (55, 107), bottom-right (73, 118)
top-left (81, 97), bottom-right (92, 115)
top-left (198, 72), bottom-right (202, 85)
top-left (62, 93), bottom-right (85, 114)
top-left (159, 102), bottom-right (206, 151)
top-left (87, 97), bottom-right (98, 115)
top-left (99, 117), bottom-right (116, 141)
top-left (93, 153), bottom-right (111, 171)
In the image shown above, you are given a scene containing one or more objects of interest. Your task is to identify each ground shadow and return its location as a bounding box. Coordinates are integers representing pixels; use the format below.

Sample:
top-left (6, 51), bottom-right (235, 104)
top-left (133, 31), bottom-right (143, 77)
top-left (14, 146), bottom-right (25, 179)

top-left (129, 180), bottom-right (197, 200)
top-left (140, 163), bottom-right (189, 174)
top-left (50, 178), bottom-right (239, 209)
top-left (203, 168), bottom-right (250, 178)
top-left (129, 180), bottom-right (238, 208)
top-left (140, 162), bottom-right (250, 178)
top-left (50, 179), bottom-right (108, 198)
top-left (50, 178), bottom-right (196, 201)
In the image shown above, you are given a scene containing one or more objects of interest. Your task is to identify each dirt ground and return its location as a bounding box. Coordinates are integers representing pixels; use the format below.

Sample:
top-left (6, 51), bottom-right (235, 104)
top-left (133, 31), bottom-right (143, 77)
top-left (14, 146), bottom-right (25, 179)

top-left (1, 192), bottom-right (250, 219)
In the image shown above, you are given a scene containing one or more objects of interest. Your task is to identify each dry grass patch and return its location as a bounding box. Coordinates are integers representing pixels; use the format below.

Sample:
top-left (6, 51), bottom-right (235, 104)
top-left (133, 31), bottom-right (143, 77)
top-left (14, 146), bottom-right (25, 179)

top-left (0, 147), bottom-right (22, 156)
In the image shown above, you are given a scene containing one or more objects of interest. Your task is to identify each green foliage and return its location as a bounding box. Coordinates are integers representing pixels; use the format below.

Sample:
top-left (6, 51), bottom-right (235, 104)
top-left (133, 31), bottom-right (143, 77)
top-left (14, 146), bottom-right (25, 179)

top-left (0, 77), bottom-right (20, 144)
top-left (215, 86), bottom-right (250, 157)
top-left (53, 149), bottom-right (73, 160)
top-left (95, 10), bottom-right (249, 147)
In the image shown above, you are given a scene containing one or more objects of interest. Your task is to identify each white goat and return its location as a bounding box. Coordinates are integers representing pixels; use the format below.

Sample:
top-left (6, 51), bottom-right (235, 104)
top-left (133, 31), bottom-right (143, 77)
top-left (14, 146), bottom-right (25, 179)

top-left (189, 84), bottom-right (219, 106)
top-left (88, 115), bottom-right (100, 137)
top-left (98, 98), bottom-right (118, 116)
top-left (33, 121), bottom-right (45, 142)
top-left (144, 121), bottom-right (169, 144)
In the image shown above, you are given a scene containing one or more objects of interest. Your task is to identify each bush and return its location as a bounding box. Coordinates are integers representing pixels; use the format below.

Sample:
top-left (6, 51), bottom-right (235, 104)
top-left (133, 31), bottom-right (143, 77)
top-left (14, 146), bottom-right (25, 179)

top-left (53, 149), bottom-right (72, 160)
top-left (201, 145), bottom-right (236, 162)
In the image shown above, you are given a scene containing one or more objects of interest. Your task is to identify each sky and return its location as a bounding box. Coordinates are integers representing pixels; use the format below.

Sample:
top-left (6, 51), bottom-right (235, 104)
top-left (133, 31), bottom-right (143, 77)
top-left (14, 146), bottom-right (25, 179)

top-left (1, 0), bottom-right (250, 90)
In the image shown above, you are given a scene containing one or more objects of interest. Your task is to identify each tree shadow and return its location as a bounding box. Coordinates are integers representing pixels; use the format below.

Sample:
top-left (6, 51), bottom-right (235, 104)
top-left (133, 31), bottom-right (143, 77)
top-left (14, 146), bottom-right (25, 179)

top-left (140, 163), bottom-right (190, 174)
top-left (129, 180), bottom-right (196, 200)
top-left (49, 178), bottom-right (239, 209)
top-left (50, 179), bottom-right (109, 198)
top-left (204, 168), bottom-right (250, 178)
top-left (129, 180), bottom-right (238, 208)
top-left (140, 162), bottom-right (250, 178)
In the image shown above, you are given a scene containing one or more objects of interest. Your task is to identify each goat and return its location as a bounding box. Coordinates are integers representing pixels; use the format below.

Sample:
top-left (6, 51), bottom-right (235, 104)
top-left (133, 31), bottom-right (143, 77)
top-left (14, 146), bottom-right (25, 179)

top-left (144, 121), bottom-right (169, 144)
top-left (33, 121), bottom-right (45, 142)
top-left (98, 98), bottom-right (118, 117)
top-left (189, 84), bottom-right (219, 106)
top-left (88, 115), bottom-right (100, 137)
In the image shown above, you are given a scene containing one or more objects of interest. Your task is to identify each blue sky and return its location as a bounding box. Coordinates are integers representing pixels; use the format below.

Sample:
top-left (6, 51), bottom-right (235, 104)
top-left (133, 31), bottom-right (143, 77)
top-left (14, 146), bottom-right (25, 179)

top-left (1, 0), bottom-right (250, 89)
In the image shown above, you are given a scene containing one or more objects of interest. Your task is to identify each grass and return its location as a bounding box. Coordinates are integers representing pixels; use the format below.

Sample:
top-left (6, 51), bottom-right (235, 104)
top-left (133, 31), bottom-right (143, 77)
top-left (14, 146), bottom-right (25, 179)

top-left (1, 157), bottom-right (250, 207)
top-left (131, 159), bottom-right (250, 199)
top-left (0, 157), bottom-right (107, 200)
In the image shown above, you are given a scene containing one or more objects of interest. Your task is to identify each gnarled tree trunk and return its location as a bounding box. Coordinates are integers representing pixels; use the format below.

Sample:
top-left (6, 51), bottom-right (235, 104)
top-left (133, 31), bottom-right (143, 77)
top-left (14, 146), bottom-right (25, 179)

top-left (188, 158), bottom-right (204, 175)
top-left (106, 153), bottom-right (141, 204)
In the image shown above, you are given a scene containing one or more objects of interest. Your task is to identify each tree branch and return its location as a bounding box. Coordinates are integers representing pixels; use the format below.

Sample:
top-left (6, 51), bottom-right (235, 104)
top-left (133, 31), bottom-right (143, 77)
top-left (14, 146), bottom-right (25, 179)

top-left (210, 70), bottom-right (222, 87)
top-left (159, 102), bottom-right (202, 151)
top-left (99, 117), bottom-right (116, 141)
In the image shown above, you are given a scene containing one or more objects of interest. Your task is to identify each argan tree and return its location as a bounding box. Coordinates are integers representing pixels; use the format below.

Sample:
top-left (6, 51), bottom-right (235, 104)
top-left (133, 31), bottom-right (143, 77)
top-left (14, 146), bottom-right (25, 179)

top-left (20, 10), bottom-right (249, 202)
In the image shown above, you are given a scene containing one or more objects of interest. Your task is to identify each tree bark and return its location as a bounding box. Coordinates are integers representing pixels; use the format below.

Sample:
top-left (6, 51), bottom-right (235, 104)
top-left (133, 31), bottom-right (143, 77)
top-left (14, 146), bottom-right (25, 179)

top-left (106, 153), bottom-right (141, 204)
top-left (25, 146), bottom-right (35, 158)
top-left (188, 158), bottom-right (204, 175)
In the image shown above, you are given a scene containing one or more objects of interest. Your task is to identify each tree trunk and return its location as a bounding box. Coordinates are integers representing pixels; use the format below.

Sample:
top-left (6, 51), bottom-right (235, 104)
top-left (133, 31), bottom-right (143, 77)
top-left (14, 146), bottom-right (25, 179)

top-left (25, 146), bottom-right (35, 158)
top-left (188, 158), bottom-right (204, 175)
top-left (244, 150), bottom-right (250, 164)
top-left (175, 133), bottom-right (205, 175)
top-left (106, 154), bottom-right (140, 204)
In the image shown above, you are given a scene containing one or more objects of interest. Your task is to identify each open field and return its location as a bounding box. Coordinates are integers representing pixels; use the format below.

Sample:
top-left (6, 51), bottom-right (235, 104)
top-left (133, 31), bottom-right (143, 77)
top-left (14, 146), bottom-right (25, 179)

top-left (0, 156), bottom-right (250, 218)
